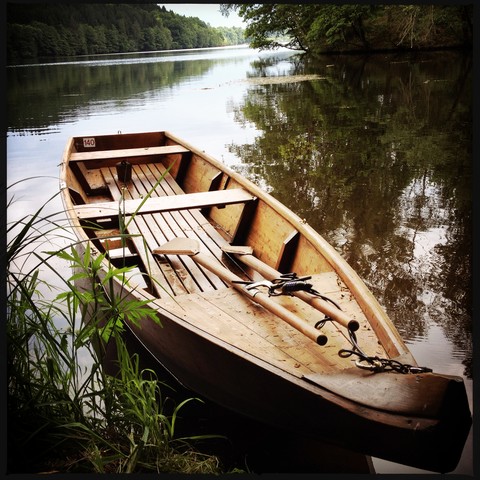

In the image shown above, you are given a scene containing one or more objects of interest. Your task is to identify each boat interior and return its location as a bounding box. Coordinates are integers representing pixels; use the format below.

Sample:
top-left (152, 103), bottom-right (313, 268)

top-left (63, 132), bottom-right (398, 376)
top-left (60, 132), bottom-right (472, 474)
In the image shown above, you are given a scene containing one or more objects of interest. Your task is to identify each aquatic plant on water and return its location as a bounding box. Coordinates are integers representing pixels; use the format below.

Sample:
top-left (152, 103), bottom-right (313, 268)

top-left (6, 180), bottom-right (226, 473)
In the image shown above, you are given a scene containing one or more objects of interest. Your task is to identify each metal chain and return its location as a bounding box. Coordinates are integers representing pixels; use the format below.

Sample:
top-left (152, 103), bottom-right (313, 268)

top-left (339, 328), bottom-right (433, 374)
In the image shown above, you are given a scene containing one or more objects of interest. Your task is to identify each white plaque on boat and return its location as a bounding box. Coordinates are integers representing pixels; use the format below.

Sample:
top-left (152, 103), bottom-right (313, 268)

top-left (83, 137), bottom-right (96, 148)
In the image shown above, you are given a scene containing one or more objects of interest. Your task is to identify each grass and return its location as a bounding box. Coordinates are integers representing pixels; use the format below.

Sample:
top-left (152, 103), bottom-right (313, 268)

top-left (6, 180), bottom-right (233, 474)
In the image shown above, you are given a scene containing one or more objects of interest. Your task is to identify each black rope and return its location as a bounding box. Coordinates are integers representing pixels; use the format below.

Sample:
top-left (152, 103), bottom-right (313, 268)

top-left (314, 317), bottom-right (333, 330)
top-left (267, 273), bottom-right (342, 309)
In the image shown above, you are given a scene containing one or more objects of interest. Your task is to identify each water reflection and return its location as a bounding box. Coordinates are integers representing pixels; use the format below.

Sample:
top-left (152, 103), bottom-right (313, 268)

top-left (228, 51), bottom-right (472, 377)
top-left (7, 48), bottom-right (254, 134)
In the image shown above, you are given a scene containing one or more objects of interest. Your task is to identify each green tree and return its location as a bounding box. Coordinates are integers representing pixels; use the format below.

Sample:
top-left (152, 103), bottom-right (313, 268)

top-left (83, 25), bottom-right (108, 55)
top-left (221, 4), bottom-right (473, 53)
top-left (7, 24), bottom-right (39, 60)
top-left (104, 26), bottom-right (122, 53)
top-left (221, 4), bottom-right (311, 51)
top-left (307, 5), bottom-right (376, 50)
top-left (35, 22), bottom-right (65, 56)
top-left (216, 26), bottom-right (246, 45)
top-left (380, 5), bottom-right (472, 49)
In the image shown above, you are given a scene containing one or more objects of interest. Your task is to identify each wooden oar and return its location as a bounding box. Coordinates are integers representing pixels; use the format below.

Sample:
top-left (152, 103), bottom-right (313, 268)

top-left (153, 238), bottom-right (328, 346)
top-left (222, 245), bottom-right (360, 332)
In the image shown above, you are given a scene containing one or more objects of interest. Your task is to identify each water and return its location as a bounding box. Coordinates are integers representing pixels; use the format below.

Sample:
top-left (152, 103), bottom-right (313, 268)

top-left (6, 45), bottom-right (473, 474)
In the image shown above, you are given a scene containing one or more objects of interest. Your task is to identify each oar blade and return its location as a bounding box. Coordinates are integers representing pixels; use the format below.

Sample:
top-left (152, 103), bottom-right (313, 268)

top-left (222, 245), bottom-right (253, 255)
top-left (153, 237), bottom-right (200, 256)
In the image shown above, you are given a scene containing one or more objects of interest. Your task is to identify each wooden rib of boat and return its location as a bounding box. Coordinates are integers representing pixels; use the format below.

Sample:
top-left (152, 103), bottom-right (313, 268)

top-left (60, 131), bottom-right (471, 473)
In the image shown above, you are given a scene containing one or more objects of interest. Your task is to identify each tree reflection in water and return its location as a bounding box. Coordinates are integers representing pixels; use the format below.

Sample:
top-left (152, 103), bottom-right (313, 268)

top-left (228, 50), bottom-right (472, 377)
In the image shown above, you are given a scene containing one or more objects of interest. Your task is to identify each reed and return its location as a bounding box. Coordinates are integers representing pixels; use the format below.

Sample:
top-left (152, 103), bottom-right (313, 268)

top-left (6, 180), bottom-right (226, 473)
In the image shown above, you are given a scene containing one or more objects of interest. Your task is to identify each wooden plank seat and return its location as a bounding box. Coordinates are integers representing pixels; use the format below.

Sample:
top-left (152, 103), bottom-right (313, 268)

top-left (75, 188), bottom-right (256, 220)
top-left (70, 145), bottom-right (189, 162)
top-left (95, 163), bottom-right (248, 297)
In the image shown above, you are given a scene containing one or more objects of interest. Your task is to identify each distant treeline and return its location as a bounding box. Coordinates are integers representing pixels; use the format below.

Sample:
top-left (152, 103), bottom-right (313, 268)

top-left (7, 4), bottom-right (246, 62)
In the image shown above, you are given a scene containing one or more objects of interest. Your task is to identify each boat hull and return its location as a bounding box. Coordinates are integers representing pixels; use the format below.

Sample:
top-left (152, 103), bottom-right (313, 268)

top-left (87, 268), bottom-right (470, 473)
top-left (62, 131), bottom-right (472, 473)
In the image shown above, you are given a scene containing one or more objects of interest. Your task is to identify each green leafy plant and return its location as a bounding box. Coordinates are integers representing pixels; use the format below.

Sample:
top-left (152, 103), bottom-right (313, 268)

top-left (6, 181), bottom-right (227, 473)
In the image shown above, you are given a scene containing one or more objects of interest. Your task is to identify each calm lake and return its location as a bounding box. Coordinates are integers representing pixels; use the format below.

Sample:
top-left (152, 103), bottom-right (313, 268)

top-left (6, 45), bottom-right (472, 474)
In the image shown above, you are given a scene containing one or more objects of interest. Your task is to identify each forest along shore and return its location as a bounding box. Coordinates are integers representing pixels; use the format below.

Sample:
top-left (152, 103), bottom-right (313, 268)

top-left (7, 4), bottom-right (472, 64)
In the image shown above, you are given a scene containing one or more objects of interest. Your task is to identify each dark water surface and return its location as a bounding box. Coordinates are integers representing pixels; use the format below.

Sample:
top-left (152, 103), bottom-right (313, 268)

top-left (7, 45), bottom-right (473, 474)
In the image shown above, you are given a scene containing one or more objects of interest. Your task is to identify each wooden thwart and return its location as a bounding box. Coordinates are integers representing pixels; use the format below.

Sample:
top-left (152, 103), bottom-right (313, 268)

top-left (75, 188), bottom-right (256, 219)
top-left (70, 145), bottom-right (189, 162)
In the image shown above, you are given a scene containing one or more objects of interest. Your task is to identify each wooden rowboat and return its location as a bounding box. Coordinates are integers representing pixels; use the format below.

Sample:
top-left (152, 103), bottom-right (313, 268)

top-left (60, 131), bottom-right (471, 472)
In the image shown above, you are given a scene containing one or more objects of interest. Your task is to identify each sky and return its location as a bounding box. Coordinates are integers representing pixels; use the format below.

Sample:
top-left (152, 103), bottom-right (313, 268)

top-left (159, 4), bottom-right (246, 28)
